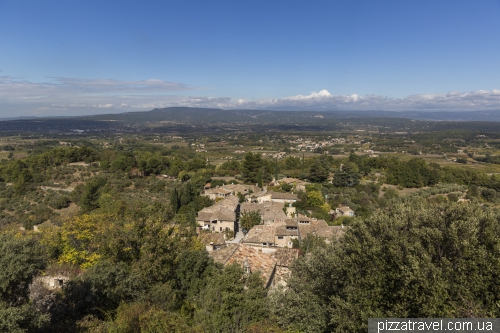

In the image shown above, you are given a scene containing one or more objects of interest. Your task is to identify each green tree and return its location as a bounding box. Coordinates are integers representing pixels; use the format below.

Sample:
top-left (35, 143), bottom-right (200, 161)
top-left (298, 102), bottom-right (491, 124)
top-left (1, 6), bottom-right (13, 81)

top-left (273, 200), bottom-right (500, 332)
top-left (284, 156), bottom-right (301, 170)
top-left (257, 170), bottom-right (263, 188)
top-left (0, 233), bottom-right (47, 305)
top-left (242, 153), bottom-right (266, 184)
top-left (332, 162), bottom-right (360, 187)
top-left (195, 264), bottom-right (268, 332)
top-left (0, 233), bottom-right (49, 332)
top-left (308, 159), bottom-right (329, 183)
top-left (384, 187), bottom-right (399, 199)
top-left (240, 210), bottom-right (262, 231)
top-left (468, 185), bottom-right (479, 198)
top-left (0, 303), bottom-right (49, 333)
top-left (307, 190), bottom-right (324, 207)
top-left (170, 188), bottom-right (180, 213)
top-left (280, 182), bottom-right (293, 192)
top-left (79, 177), bottom-right (107, 212)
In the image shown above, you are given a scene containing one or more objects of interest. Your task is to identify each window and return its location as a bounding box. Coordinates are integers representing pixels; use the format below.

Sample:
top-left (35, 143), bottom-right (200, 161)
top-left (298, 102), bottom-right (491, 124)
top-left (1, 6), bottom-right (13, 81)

top-left (220, 227), bottom-right (222, 231)
top-left (278, 236), bottom-right (284, 239)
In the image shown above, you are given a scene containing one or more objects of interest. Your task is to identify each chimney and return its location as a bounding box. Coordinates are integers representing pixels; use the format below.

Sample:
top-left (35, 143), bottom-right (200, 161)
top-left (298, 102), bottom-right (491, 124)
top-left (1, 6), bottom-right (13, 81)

top-left (243, 257), bottom-right (251, 274)
top-left (205, 242), bottom-right (215, 252)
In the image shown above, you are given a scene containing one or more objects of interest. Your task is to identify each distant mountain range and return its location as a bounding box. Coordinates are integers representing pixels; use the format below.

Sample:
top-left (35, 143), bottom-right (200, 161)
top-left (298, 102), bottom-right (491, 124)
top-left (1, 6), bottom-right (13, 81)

top-left (1, 107), bottom-right (500, 134)
top-left (80, 107), bottom-right (500, 123)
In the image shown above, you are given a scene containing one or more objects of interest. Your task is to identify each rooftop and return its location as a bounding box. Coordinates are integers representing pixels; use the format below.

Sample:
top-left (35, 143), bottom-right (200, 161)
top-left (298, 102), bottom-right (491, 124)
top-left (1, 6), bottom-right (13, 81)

top-left (225, 244), bottom-right (277, 287)
top-left (197, 204), bottom-right (236, 222)
top-left (210, 245), bottom-right (300, 288)
top-left (209, 243), bottom-right (238, 264)
top-left (275, 225), bottom-right (299, 237)
top-left (243, 225), bottom-right (276, 244)
top-left (299, 219), bottom-right (337, 240)
top-left (337, 206), bottom-right (354, 213)
top-left (270, 192), bottom-right (298, 200)
top-left (241, 202), bottom-right (287, 222)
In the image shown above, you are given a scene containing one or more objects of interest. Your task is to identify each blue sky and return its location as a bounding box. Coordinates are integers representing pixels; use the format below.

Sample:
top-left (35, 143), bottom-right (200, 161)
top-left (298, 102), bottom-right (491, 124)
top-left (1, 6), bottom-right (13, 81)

top-left (1, 0), bottom-right (500, 116)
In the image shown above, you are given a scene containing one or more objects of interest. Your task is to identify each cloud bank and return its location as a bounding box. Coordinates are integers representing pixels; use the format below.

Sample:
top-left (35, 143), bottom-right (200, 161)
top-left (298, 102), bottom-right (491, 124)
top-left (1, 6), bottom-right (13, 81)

top-left (1, 76), bottom-right (500, 117)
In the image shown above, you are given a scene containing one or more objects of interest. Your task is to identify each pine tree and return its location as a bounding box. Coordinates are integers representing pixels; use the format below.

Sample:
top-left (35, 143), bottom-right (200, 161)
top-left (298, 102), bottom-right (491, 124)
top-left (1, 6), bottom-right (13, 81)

top-left (170, 188), bottom-right (179, 213)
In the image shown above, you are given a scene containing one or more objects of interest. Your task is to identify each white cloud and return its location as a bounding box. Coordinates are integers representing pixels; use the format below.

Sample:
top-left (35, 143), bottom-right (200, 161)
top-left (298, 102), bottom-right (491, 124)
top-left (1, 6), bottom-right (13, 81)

top-left (286, 89), bottom-right (332, 100)
top-left (0, 76), bottom-right (500, 117)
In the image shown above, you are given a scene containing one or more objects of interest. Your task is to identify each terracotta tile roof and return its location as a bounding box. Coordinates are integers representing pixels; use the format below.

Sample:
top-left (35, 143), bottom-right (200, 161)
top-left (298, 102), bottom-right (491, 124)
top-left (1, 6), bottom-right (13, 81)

top-left (209, 246), bottom-right (300, 288)
top-left (215, 207), bottom-right (236, 221)
top-left (242, 225), bottom-right (275, 244)
top-left (209, 244), bottom-right (239, 265)
top-left (299, 219), bottom-right (331, 239)
top-left (225, 244), bottom-right (277, 287)
top-left (262, 207), bottom-right (287, 222)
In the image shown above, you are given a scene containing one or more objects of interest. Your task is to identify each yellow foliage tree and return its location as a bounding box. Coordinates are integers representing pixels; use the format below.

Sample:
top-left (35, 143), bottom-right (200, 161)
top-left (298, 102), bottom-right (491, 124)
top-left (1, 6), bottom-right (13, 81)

top-left (41, 214), bottom-right (110, 269)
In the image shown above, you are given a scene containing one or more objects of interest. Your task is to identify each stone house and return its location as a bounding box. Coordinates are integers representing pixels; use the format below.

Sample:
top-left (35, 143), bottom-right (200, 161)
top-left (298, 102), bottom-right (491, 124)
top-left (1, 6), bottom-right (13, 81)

top-left (222, 183), bottom-right (252, 197)
top-left (203, 184), bottom-right (254, 200)
top-left (297, 215), bottom-right (346, 244)
top-left (196, 195), bottom-right (239, 233)
top-left (242, 213), bottom-right (346, 248)
top-left (335, 206), bottom-right (355, 217)
top-left (203, 187), bottom-right (232, 200)
top-left (274, 219), bottom-right (299, 248)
